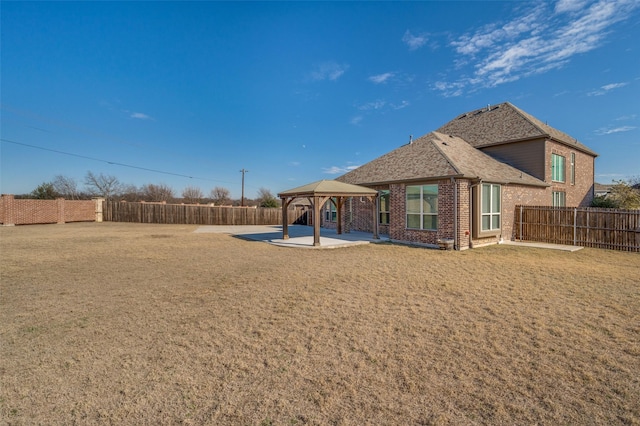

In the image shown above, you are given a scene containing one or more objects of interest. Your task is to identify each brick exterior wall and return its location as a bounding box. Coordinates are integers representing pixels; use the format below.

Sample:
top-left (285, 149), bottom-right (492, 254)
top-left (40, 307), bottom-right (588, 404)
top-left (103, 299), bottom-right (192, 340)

top-left (545, 140), bottom-right (594, 207)
top-left (0, 195), bottom-right (98, 225)
top-left (323, 179), bottom-right (551, 250)
top-left (316, 139), bottom-right (594, 250)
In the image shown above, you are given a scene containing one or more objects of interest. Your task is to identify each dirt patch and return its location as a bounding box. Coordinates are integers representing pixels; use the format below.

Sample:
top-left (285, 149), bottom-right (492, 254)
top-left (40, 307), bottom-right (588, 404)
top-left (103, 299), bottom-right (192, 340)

top-left (1, 222), bottom-right (639, 425)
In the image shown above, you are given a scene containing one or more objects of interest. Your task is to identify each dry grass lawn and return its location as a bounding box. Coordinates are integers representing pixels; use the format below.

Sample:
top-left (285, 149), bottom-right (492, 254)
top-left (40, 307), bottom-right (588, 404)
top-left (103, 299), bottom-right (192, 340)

top-left (1, 222), bottom-right (639, 425)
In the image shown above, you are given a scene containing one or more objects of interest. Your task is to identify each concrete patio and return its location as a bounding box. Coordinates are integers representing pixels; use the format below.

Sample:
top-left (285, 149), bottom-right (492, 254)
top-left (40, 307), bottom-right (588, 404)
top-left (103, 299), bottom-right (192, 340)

top-left (194, 224), bottom-right (389, 249)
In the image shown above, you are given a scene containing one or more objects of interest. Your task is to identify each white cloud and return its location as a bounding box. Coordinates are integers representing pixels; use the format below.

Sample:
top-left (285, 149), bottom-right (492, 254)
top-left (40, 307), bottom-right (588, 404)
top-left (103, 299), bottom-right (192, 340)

top-left (437, 0), bottom-right (639, 96)
top-left (595, 125), bottom-right (636, 135)
top-left (615, 114), bottom-right (637, 121)
top-left (555, 0), bottom-right (589, 13)
top-left (350, 115), bottom-right (363, 125)
top-left (289, 161), bottom-right (301, 167)
top-left (588, 82), bottom-right (628, 96)
top-left (322, 165), bottom-right (359, 175)
top-left (369, 72), bottom-right (394, 84)
top-left (130, 112), bottom-right (152, 120)
top-left (402, 30), bottom-right (428, 50)
top-left (357, 100), bottom-right (386, 111)
top-left (391, 100), bottom-right (410, 110)
top-left (310, 61), bottom-right (349, 81)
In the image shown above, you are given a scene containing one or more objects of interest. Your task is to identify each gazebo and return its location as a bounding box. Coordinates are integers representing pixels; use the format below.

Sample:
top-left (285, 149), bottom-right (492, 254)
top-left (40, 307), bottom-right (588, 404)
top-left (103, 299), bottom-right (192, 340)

top-left (278, 180), bottom-right (380, 247)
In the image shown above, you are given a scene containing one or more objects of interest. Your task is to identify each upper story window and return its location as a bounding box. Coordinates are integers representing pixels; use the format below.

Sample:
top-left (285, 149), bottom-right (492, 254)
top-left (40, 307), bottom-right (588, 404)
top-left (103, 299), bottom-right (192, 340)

top-left (406, 184), bottom-right (438, 230)
top-left (379, 190), bottom-right (390, 224)
top-left (552, 153), bottom-right (565, 183)
top-left (570, 152), bottom-right (575, 185)
top-left (481, 183), bottom-right (501, 231)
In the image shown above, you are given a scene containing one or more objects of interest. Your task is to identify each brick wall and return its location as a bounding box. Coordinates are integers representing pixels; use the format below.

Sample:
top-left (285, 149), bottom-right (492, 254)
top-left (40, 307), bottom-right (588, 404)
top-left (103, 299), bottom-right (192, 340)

top-left (545, 140), bottom-right (595, 207)
top-left (0, 195), bottom-right (99, 225)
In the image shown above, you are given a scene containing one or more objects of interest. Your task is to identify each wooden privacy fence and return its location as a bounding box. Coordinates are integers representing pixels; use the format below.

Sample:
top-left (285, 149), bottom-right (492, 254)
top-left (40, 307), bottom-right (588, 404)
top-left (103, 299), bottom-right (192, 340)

top-left (103, 201), bottom-right (307, 226)
top-left (515, 205), bottom-right (640, 252)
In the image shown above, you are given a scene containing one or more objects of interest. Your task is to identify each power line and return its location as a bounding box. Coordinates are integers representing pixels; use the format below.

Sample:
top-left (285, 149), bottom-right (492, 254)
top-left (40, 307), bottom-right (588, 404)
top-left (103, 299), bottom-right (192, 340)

top-left (1, 138), bottom-right (236, 185)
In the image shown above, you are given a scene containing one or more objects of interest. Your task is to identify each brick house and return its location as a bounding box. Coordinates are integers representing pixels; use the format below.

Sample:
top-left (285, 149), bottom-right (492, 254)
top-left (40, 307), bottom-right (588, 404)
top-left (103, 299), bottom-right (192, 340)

top-left (324, 102), bottom-right (597, 250)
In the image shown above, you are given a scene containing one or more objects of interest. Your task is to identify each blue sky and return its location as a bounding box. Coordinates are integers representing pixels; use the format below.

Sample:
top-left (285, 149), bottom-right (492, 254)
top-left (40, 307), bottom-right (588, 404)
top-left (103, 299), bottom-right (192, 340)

top-left (2, 0), bottom-right (639, 199)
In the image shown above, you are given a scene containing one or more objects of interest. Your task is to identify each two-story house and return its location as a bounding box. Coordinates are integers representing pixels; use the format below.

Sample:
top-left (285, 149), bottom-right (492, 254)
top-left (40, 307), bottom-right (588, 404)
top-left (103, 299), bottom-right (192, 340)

top-left (329, 102), bottom-right (597, 250)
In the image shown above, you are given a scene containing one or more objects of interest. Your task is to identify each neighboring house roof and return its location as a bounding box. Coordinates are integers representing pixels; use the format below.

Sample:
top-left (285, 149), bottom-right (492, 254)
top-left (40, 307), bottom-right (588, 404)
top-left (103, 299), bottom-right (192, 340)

top-left (437, 102), bottom-right (598, 157)
top-left (278, 179), bottom-right (379, 198)
top-left (337, 131), bottom-right (547, 187)
top-left (594, 182), bottom-right (612, 195)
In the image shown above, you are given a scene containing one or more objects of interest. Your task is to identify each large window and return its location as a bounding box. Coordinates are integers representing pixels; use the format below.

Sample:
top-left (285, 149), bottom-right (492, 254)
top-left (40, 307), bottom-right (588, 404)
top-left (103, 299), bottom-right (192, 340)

top-left (481, 183), bottom-right (501, 231)
top-left (552, 191), bottom-right (566, 207)
top-left (552, 153), bottom-right (565, 183)
top-left (379, 190), bottom-right (390, 224)
top-left (406, 185), bottom-right (438, 230)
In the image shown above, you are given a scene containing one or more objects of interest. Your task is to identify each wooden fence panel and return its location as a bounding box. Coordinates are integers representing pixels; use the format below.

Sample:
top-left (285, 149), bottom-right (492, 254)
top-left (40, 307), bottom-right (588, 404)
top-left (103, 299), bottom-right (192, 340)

top-left (103, 201), bottom-right (305, 226)
top-left (515, 205), bottom-right (640, 252)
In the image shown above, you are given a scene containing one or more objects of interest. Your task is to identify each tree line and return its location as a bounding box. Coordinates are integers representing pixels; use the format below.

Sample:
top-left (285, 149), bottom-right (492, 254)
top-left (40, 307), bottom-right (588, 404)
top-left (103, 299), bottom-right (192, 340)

top-left (22, 172), bottom-right (280, 208)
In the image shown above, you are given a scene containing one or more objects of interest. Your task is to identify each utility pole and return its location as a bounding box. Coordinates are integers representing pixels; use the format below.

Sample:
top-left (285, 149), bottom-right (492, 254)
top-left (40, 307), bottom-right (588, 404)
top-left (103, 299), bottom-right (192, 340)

top-left (240, 168), bottom-right (248, 206)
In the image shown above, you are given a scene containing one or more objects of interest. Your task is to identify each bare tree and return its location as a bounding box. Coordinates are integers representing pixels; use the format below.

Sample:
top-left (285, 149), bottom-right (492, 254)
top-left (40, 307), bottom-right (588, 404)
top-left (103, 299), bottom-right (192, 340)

top-left (256, 187), bottom-right (278, 208)
top-left (120, 184), bottom-right (140, 202)
top-left (84, 171), bottom-right (124, 200)
top-left (210, 186), bottom-right (231, 205)
top-left (140, 183), bottom-right (175, 202)
top-left (52, 175), bottom-right (80, 199)
top-left (182, 186), bottom-right (203, 204)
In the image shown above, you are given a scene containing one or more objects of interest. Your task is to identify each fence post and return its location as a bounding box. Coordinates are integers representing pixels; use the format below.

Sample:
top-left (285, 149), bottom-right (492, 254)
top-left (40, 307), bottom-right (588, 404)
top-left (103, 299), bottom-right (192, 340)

top-left (1, 194), bottom-right (16, 226)
top-left (56, 197), bottom-right (65, 224)
top-left (93, 198), bottom-right (105, 222)
top-left (573, 208), bottom-right (577, 246)
top-left (519, 205), bottom-right (523, 241)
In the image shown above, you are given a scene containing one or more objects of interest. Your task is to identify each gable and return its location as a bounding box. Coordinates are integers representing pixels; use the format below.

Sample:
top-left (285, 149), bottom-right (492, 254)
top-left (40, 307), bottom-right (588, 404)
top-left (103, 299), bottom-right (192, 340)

top-left (437, 102), bottom-right (597, 157)
top-left (337, 132), bottom-right (547, 188)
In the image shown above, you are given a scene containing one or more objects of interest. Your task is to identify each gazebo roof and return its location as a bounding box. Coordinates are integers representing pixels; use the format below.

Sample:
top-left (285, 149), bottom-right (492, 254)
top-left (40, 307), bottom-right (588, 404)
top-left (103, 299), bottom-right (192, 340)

top-left (278, 179), bottom-right (378, 198)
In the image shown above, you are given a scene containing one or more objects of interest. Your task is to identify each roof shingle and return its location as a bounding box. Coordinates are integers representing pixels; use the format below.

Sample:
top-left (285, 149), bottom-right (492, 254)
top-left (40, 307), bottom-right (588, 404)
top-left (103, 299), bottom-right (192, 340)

top-left (337, 132), bottom-right (547, 187)
top-left (437, 102), bottom-right (597, 156)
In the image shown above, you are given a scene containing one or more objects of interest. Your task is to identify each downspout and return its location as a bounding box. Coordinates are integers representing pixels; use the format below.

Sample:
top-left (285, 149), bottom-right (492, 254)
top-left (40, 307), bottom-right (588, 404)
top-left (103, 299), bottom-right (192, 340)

top-left (469, 179), bottom-right (483, 249)
top-left (451, 177), bottom-right (458, 250)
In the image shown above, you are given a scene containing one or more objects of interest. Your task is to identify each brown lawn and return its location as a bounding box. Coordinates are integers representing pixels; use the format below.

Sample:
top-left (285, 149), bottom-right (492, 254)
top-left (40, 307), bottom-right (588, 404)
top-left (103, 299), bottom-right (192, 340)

top-left (1, 222), bottom-right (639, 425)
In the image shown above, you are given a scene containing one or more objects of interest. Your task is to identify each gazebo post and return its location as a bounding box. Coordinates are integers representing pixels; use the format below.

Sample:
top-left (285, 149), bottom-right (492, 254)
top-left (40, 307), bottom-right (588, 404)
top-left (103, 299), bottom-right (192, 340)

top-left (313, 195), bottom-right (321, 246)
top-left (281, 197), bottom-right (289, 240)
top-left (336, 197), bottom-right (343, 235)
top-left (371, 195), bottom-right (380, 240)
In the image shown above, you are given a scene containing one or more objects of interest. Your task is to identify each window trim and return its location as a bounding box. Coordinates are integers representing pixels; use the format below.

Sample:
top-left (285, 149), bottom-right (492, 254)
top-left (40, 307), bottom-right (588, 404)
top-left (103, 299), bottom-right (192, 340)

top-left (405, 184), bottom-right (438, 231)
top-left (552, 153), bottom-right (566, 183)
top-left (552, 191), bottom-right (566, 207)
top-left (472, 183), bottom-right (502, 238)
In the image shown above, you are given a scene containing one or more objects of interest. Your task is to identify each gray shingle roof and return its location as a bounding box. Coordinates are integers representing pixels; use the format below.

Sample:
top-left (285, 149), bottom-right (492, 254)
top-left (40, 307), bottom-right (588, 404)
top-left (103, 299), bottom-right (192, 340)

top-left (437, 102), bottom-right (598, 156)
top-left (337, 132), bottom-right (547, 187)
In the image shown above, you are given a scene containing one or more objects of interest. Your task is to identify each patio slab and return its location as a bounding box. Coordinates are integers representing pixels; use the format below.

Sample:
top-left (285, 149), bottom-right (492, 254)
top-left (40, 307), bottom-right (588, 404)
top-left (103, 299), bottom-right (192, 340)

top-left (194, 225), bottom-right (389, 249)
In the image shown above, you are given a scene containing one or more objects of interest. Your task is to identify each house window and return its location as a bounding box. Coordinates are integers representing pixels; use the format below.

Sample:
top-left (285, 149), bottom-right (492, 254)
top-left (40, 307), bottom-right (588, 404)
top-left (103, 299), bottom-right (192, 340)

top-left (552, 153), bottom-right (565, 183)
top-left (570, 152), bottom-right (575, 185)
top-left (553, 191), bottom-right (566, 207)
top-left (406, 184), bottom-right (438, 230)
top-left (324, 198), bottom-right (336, 222)
top-left (481, 183), bottom-right (501, 231)
top-left (379, 190), bottom-right (390, 224)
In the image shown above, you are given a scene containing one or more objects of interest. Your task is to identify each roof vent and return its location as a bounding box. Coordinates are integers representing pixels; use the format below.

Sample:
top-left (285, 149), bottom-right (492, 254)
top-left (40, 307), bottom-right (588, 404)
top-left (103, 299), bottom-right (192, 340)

top-left (409, 135), bottom-right (413, 144)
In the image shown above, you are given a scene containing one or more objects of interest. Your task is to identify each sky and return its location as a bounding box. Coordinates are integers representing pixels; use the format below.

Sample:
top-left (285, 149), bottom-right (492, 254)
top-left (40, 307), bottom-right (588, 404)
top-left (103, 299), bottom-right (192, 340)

top-left (1, 0), bottom-right (639, 199)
